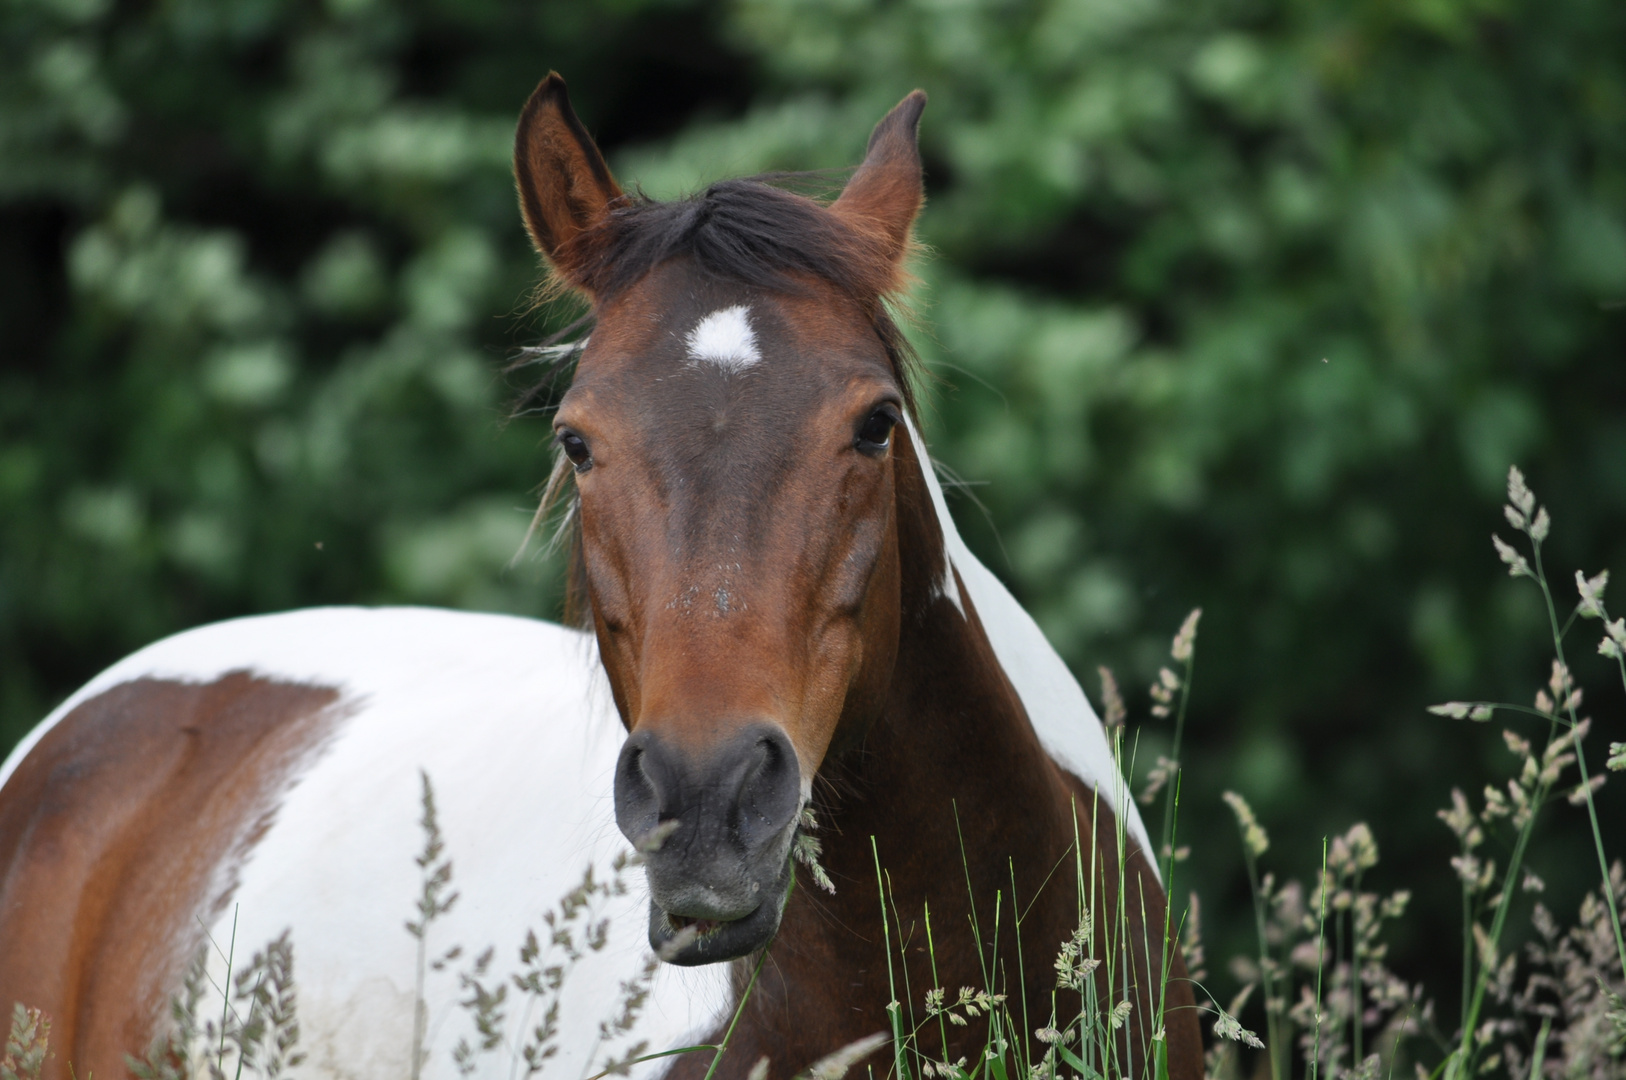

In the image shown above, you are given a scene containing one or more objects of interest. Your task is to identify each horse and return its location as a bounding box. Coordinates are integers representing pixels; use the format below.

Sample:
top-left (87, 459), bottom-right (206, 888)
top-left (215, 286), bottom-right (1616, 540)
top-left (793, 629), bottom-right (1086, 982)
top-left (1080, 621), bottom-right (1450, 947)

top-left (0, 74), bottom-right (1202, 1080)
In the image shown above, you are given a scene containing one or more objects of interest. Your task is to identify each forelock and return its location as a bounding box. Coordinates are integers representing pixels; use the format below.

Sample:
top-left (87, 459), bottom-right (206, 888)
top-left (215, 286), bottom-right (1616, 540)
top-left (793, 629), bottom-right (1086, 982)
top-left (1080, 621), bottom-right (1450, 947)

top-left (560, 178), bottom-right (902, 307)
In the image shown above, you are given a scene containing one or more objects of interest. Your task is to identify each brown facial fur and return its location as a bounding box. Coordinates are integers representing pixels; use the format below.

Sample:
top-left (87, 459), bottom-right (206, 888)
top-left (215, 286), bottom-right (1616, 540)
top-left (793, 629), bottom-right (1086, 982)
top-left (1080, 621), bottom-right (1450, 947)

top-left (564, 267), bottom-right (904, 774)
top-left (0, 674), bottom-right (345, 1080)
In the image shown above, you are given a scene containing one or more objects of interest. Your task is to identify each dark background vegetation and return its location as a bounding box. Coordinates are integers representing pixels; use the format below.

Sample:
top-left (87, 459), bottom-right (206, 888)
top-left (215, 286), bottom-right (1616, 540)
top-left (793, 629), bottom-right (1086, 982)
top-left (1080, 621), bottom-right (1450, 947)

top-left (3, 0), bottom-right (1622, 1053)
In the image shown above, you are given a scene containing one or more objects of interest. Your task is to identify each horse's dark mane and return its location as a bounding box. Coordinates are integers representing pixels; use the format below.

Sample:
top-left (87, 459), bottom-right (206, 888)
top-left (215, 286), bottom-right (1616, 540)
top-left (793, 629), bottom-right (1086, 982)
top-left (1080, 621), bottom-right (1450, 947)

top-left (512, 174), bottom-right (924, 628)
top-left (577, 177), bottom-right (902, 305)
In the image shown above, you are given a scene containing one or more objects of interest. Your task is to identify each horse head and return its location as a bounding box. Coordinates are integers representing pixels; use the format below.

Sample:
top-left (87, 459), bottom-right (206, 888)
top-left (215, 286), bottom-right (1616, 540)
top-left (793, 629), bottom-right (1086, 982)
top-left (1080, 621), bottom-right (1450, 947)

top-left (514, 74), bottom-right (932, 964)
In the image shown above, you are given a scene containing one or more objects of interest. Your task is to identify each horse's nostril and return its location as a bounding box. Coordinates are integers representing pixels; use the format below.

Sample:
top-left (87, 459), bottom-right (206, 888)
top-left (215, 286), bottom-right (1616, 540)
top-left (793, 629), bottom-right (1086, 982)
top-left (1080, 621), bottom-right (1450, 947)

top-left (733, 725), bottom-right (800, 850)
top-left (614, 731), bottom-right (671, 845)
top-left (614, 724), bottom-right (801, 856)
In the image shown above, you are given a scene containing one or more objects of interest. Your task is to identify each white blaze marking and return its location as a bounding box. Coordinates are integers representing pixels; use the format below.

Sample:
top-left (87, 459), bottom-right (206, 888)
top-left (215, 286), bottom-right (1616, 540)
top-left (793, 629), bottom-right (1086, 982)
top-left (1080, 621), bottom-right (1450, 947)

top-left (685, 305), bottom-right (760, 372)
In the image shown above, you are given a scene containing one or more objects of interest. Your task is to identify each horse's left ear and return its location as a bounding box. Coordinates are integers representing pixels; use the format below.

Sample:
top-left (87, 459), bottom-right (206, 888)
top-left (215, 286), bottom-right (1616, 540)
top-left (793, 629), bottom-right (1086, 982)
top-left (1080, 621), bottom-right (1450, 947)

top-left (832, 90), bottom-right (928, 268)
top-left (514, 72), bottom-right (623, 285)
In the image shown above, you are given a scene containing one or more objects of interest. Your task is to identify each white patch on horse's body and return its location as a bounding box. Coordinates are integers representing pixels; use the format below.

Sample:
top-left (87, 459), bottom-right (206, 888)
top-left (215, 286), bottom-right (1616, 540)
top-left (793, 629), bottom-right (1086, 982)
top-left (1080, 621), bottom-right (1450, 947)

top-left (903, 418), bottom-right (1157, 875)
top-left (0, 607), bottom-right (730, 1080)
top-left (685, 305), bottom-right (760, 372)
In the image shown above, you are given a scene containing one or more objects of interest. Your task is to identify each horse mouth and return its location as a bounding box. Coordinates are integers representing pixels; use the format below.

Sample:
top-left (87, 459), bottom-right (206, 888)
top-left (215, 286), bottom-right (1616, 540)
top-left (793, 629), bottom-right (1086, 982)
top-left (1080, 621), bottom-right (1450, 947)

top-left (647, 853), bottom-right (794, 966)
top-left (666, 912), bottom-right (726, 937)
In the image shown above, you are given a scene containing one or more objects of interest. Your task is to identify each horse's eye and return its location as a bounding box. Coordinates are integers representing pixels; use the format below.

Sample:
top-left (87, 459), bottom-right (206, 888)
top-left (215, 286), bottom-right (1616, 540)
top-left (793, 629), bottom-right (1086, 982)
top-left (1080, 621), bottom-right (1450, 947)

top-left (558, 430), bottom-right (592, 471)
top-left (855, 407), bottom-right (900, 456)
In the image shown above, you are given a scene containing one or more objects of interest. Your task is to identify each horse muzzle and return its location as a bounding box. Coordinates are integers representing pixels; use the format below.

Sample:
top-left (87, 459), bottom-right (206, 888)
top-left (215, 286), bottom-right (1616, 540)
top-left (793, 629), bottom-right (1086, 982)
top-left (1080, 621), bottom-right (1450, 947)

top-left (613, 723), bottom-right (803, 965)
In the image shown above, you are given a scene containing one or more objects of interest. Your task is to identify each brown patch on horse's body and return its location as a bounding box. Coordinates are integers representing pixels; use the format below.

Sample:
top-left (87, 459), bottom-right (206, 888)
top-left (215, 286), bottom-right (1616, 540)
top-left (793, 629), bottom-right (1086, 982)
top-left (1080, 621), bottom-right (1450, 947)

top-left (0, 673), bottom-right (343, 1080)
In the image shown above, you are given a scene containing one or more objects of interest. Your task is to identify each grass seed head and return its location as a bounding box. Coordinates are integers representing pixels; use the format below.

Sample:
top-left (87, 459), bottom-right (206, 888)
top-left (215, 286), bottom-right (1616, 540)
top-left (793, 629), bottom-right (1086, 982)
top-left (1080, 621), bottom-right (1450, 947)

top-left (1222, 791), bottom-right (1269, 858)
top-left (1438, 788), bottom-right (1475, 841)
top-left (1530, 506), bottom-right (1551, 542)
top-left (1567, 774), bottom-right (1606, 806)
top-left (634, 819), bottom-right (680, 854)
top-left (1171, 607), bottom-right (1202, 662)
top-left (3, 1005), bottom-right (51, 1080)
top-left (1328, 823), bottom-right (1378, 877)
top-left (1096, 666), bottom-right (1126, 731)
top-left (1576, 569), bottom-right (1609, 618)
top-left (1492, 534), bottom-right (1532, 578)
top-left (1548, 660), bottom-right (1573, 700)
top-left (1149, 670), bottom-right (1176, 717)
top-left (1210, 1006), bottom-right (1264, 1050)
top-left (1507, 465), bottom-right (1535, 517)
top-left (1138, 755), bottom-right (1178, 806)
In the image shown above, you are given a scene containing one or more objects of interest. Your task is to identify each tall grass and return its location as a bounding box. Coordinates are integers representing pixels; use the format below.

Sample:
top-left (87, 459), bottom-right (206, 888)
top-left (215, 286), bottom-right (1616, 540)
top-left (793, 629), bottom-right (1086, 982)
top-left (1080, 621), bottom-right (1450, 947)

top-left (859, 610), bottom-right (1229, 1080)
top-left (1209, 466), bottom-right (1626, 1080)
top-left (1425, 466), bottom-right (1626, 1078)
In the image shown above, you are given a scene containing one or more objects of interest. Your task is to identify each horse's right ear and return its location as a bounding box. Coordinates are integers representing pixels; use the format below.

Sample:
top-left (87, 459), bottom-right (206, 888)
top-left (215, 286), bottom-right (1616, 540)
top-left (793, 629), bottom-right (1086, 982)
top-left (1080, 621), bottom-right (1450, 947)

top-left (514, 73), bottom-right (623, 282)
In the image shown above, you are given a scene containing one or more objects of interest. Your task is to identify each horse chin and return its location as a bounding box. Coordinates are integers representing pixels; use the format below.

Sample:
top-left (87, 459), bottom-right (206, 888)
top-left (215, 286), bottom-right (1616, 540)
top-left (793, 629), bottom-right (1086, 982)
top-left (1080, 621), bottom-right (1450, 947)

top-left (647, 856), bottom-right (793, 966)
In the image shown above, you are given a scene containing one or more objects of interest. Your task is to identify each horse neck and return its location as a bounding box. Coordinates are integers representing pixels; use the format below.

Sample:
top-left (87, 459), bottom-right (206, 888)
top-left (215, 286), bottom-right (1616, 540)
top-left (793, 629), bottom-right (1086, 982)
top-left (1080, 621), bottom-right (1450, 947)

top-left (806, 432), bottom-right (1089, 991)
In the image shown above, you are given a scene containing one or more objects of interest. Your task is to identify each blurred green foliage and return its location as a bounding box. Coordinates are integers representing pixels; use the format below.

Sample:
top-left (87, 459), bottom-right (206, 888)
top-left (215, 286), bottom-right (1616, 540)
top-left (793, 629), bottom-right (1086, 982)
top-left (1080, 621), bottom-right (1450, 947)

top-left (3, 0), bottom-right (1623, 1041)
